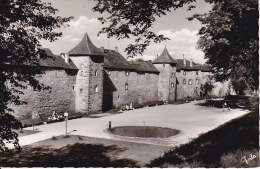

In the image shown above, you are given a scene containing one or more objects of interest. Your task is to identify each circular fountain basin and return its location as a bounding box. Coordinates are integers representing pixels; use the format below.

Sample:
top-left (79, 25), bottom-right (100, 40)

top-left (108, 126), bottom-right (180, 138)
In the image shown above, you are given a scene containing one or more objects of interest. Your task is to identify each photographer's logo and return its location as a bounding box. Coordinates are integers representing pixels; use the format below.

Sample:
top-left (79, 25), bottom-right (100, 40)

top-left (241, 154), bottom-right (257, 164)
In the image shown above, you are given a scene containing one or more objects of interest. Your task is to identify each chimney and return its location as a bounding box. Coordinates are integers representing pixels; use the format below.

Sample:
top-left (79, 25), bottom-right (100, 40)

top-left (156, 54), bottom-right (159, 58)
top-left (64, 53), bottom-right (69, 64)
top-left (114, 46), bottom-right (118, 52)
top-left (100, 46), bottom-right (104, 53)
top-left (190, 58), bottom-right (193, 67)
top-left (183, 58), bottom-right (186, 67)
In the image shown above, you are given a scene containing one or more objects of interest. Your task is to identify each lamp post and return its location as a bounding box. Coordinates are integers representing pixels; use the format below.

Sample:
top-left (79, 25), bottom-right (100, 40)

top-left (64, 112), bottom-right (68, 135)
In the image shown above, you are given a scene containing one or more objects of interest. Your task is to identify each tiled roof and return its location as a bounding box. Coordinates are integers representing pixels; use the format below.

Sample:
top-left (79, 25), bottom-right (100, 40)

top-left (68, 33), bottom-right (103, 56)
top-left (200, 64), bottom-right (212, 72)
top-left (39, 48), bottom-right (78, 70)
top-left (131, 61), bottom-right (160, 73)
top-left (103, 49), bottom-right (136, 70)
top-left (176, 59), bottom-right (201, 71)
top-left (153, 46), bottom-right (177, 64)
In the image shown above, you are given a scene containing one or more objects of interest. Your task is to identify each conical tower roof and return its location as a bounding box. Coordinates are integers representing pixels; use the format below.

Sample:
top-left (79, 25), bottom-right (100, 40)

top-left (153, 46), bottom-right (177, 64)
top-left (68, 33), bottom-right (102, 56)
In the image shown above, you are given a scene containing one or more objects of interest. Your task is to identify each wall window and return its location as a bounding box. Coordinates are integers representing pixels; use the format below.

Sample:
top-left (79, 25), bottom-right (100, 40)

top-left (188, 79), bottom-right (193, 85)
top-left (107, 84), bottom-right (110, 91)
top-left (183, 79), bottom-right (186, 84)
top-left (72, 85), bottom-right (75, 91)
top-left (125, 71), bottom-right (129, 76)
top-left (80, 88), bottom-right (83, 93)
top-left (79, 71), bottom-right (83, 76)
top-left (171, 83), bottom-right (174, 89)
top-left (125, 83), bottom-right (128, 90)
top-left (94, 85), bottom-right (98, 93)
top-left (95, 70), bottom-right (98, 76)
top-left (171, 73), bottom-right (175, 78)
top-left (183, 71), bottom-right (186, 75)
top-left (196, 70), bottom-right (199, 75)
top-left (163, 64), bottom-right (165, 67)
top-left (195, 79), bottom-right (200, 84)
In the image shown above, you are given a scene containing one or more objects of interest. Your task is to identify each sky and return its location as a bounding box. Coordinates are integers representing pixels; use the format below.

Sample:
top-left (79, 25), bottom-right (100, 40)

top-left (40, 0), bottom-right (213, 64)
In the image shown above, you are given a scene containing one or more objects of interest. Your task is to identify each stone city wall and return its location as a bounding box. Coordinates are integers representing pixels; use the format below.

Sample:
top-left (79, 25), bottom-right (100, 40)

top-left (103, 69), bottom-right (159, 109)
top-left (9, 68), bottom-right (76, 121)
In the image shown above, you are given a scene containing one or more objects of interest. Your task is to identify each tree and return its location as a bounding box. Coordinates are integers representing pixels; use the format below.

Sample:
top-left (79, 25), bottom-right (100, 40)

top-left (190, 0), bottom-right (258, 91)
top-left (201, 81), bottom-right (215, 97)
top-left (93, 0), bottom-right (196, 57)
top-left (0, 0), bottom-right (72, 155)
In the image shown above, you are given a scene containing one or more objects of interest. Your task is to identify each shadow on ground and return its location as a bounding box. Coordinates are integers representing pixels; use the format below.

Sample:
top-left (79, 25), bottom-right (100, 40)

top-left (0, 143), bottom-right (139, 167)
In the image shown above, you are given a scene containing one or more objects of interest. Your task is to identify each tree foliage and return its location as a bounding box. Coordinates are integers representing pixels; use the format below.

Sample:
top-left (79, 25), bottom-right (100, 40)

top-left (190, 0), bottom-right (258, 90)
top-left (94, 0), bottom-right (258, 92)
top-left (200, 81), bottom-right (215, 97)
top-left (0, 0), bottom-right (72, 155)
top-left (93, 0), bottom-right (196, 57)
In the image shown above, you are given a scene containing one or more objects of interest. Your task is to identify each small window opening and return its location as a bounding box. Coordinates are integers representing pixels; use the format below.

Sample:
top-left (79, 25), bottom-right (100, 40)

top-left (188, 79), bottom-right (193, 85)
top-left (80, 88), bottom-right (83, 93)
top-left (183, 79), bottom-right (186, 84)
top-left (125, 83), bottom-right (128, 90)
top-left (94, 85), bottom-right (98, 93)
top-left (171, 83), bottom-right (174, 88)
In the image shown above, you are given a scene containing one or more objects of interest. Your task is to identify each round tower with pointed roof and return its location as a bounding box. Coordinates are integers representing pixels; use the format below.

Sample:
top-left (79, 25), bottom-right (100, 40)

top-left (68, 33), bottom-right (104, 113)
top-left (153, 46), bottom-right (177, 102)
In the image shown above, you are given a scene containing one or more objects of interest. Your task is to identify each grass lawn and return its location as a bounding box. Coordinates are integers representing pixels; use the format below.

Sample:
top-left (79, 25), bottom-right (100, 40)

top-left (147, 96), bottom-right (259, 168)
top-left (0, 135), bottom-right (170, 167)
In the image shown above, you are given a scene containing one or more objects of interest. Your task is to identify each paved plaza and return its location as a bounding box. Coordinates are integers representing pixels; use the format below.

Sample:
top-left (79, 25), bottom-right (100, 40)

top-left (18, 100), bottom-right (249, 147)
